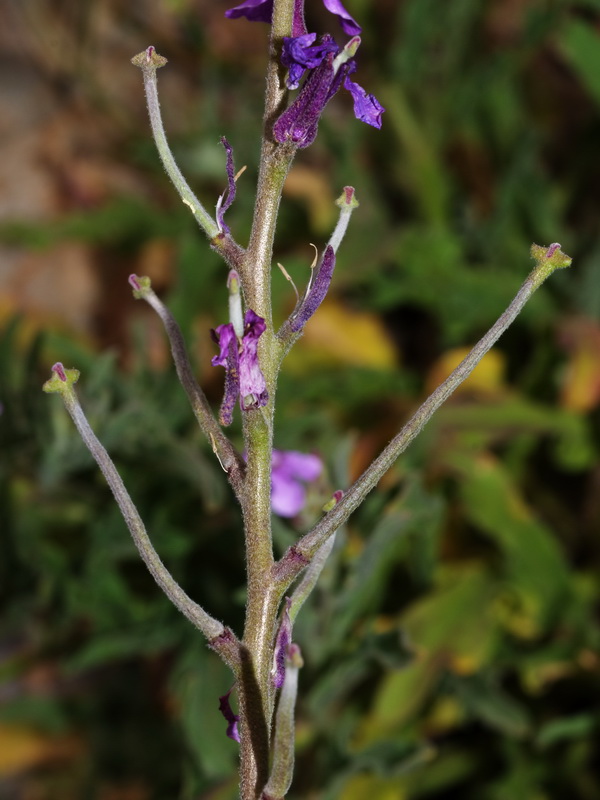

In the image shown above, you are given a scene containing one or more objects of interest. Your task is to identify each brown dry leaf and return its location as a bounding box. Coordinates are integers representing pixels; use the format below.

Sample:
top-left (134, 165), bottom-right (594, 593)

top-left (0, 724), bottom-right (84, 777)
top-left (558, 317), bottom-right (600, 412)
top-left (285, 298), bottom-right (397, 371)
top-left (425, 347), bottom-right (506, 397)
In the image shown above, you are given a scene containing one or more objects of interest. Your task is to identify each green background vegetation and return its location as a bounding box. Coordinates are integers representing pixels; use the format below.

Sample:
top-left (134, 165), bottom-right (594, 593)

top-left (1, 0), bottom-right (600, 798)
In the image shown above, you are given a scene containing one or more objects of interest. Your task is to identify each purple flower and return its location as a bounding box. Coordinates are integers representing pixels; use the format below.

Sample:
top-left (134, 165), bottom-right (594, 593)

top-left (211, 309), bottom-right (268, 425)
top-left (271, 449), bottom-right (323, 517)
top-left (281, 32), bottom-right (338, 90)
top-left (274, 35), bottom-right (384, 147)
top-left (225, 0), bottom-right (361, 37)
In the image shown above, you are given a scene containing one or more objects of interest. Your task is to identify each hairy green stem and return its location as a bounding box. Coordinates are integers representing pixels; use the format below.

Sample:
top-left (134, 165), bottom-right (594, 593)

top-left (237, 0), bottom-right (297, 796)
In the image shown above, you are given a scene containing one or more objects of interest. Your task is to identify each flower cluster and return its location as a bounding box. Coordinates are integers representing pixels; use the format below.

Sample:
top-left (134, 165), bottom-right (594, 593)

top-left (226, 0), bottom-right (384, 148)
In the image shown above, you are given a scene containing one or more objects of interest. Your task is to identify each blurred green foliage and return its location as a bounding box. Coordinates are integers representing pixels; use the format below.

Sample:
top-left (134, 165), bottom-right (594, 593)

top-left (1, 0), bottom-right (600, 798)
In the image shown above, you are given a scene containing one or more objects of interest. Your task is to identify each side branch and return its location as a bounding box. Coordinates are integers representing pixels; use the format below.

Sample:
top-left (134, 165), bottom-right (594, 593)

top-left (285, 246), bottom-right (572, 571)
top-left (132, 47), bottom-right (245, 272)
top-left (43, 365), bottom-right (241, 673)
top-left (130, 275), bottom-right (246, 500)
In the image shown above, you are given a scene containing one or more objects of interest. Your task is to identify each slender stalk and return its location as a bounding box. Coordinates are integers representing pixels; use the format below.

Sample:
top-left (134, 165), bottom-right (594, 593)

top-left (132, 46), bottom-right (246, 273)
top-left (237, 1), bottom-right (297, 797)
top-left (282, 249), bottom-right (572, 574)
top-left (130, 276), bottom-right (246, 500)
top-left (43, 365), bottom-right (241, 673)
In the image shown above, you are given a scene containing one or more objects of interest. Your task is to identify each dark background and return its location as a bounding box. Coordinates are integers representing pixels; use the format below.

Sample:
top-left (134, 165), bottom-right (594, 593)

top-left (1, 1), bottom-right (600, 798)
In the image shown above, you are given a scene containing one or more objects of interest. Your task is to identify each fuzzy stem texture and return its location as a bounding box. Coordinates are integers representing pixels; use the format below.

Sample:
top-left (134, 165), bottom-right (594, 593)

top-left (43, 367), bottom-right (241, 673)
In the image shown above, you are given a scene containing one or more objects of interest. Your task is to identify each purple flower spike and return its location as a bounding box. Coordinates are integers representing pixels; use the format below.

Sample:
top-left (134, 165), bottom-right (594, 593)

top-left (322, 0), bottom-right (361, 35)
top-left (216, 137), bottom-right (236, 234)
top-left (272, 598), bottom-right (292, 688)
top-left (218, 688), bottom-right (241, 743)
top-left (52, 363), bottom-right (67, 382)
top-left (290, 245), bottom-right (336, 332)
top-left (271, 449), bottom-right (323, 517)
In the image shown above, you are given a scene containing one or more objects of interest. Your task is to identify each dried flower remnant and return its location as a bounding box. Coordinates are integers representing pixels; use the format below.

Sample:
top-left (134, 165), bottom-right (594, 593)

top-left (212, 310), bottom-right (268, 424)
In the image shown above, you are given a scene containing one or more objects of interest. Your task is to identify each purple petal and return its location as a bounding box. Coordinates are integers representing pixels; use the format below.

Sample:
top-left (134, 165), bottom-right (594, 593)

top-left (272, 599), bottom-right (292, 688)
top-left (343, 76), bottom-right (385, 128)
top-left (271, 470), bottom-right (307, 517)
top-left (225, 0), bottom-right (272, 22)
top-left (211, 323), bottom-right (240, 426)
top-left (275, 450), bottom-right (323, 482)
top-left (239, 310), bottom-right (268, 410)
top-left (281, 33), bottom-right (339, 90)
top-left (290, 245), bottom-right (336, 332)
top-left (322, 0), bottom-right (362, 35)
top-left (218, 689), bottom-right (241, 743)
top-left (217, 137), bottom-right (236, 234)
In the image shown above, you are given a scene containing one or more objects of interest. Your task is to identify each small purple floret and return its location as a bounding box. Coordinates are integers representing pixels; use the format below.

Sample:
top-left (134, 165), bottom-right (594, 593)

top-left (52, 363), bottom-right (67, 382)
top-left (271, 449), bottom-right (323, 517)
top-left (344, 75), bottom-right (385, 128)
top-left (282, 33), bottom-right (338, 90)
top-left (274, 35), bottom-right (383, 146)
top-left (218, 689), bottom-right (241, 743)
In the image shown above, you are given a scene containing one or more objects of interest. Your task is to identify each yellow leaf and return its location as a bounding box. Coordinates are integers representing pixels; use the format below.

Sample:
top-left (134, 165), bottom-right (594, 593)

top-left (558, 317), bottom-right (600, 412)
top-left (0, 723), bottom-right (83, 776)
top-left (426, 347), bottom-right (506, 396)
top-left (340, 772), bottom-right (407, 800)
top-left (285, 298), bottom-right (397, 371)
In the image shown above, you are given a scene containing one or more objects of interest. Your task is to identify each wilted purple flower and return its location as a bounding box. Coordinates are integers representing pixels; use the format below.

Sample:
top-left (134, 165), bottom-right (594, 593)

top-left (289, 244), bottom-right (336, 332)
top-left (271, 449), bottom-right (323, 517)
top-left (216, 137), bottom-right (236, 234)
top-left (281, 32), bottom-right (338, 90)
top-left (274, 35), bottom-right (384, 147)
top-left (225, 0), bottom-right (361, 37)
top-left (211, 309), bottom-right (268, 425)
top-left (218, 689), bottom-right (240, 743)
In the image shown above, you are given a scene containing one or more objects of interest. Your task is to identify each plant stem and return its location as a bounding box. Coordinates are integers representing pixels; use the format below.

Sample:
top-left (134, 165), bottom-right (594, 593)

top-left (44, 368), bottom-right (241, 673)
top-left (135, 280), bottom-right (246, 499)
top-left (282, 256), bottom-right (570, 576)
top-left (237, 0), bottom-right (297, 796)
